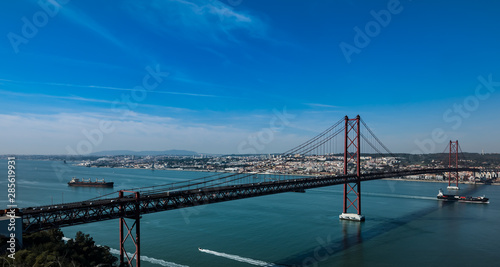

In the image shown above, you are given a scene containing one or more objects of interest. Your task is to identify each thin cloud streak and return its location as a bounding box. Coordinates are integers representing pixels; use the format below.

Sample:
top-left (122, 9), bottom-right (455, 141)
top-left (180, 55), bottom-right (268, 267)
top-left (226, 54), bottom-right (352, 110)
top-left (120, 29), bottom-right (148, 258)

top-left (125, 0), bottom-right (268, 44)
top-left (0, 78), bottom-right (226, 98)
top-left (57, 5), bottom-right (140, 60)
top-left (0, 90), bottom-right (115, 104)
top-left (305, 103), bottom-right (340, 109)
top-left (0, 90), bottom-right (194, 113)
top-left (0, 111), bottom-right (302, 155)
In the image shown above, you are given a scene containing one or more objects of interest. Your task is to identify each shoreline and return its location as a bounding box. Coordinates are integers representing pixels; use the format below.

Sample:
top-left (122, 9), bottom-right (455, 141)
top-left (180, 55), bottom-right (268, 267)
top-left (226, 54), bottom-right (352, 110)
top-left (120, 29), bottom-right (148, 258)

top-left (382, 177), bottom-right (499, 186)
top-left (72, 163), bottom-right (499, 185)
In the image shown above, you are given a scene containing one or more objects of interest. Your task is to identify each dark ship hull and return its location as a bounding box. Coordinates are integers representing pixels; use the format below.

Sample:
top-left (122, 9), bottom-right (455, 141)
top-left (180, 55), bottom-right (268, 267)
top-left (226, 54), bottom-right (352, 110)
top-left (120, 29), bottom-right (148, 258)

top-left (437, 189), bottom-right (489, 203)
top-left (68, 177), bottom-right (113, 188)
top-left (68, 181), bottom-right (114, 188)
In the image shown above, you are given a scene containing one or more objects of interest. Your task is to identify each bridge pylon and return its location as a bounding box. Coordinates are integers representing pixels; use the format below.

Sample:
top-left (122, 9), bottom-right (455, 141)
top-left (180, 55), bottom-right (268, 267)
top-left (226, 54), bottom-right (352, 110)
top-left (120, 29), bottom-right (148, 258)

top-left (447, 140), bottom-right (460, 190)
top-left (339, 115), bottom-right (365, 221)
top-left (119, 190), bottom-right (141, 267)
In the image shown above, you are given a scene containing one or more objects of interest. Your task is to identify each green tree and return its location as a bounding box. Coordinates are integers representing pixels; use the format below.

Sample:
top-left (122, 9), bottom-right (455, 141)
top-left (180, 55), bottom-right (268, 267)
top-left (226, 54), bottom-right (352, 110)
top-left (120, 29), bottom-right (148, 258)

top-left (0, 229), bottom-right (117, 267)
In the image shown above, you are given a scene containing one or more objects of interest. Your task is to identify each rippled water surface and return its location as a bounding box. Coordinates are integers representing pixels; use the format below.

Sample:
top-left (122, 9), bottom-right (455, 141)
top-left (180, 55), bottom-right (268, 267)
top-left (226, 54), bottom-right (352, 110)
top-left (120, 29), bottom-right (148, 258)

top-left (2, 160), bottom-right (499, 266)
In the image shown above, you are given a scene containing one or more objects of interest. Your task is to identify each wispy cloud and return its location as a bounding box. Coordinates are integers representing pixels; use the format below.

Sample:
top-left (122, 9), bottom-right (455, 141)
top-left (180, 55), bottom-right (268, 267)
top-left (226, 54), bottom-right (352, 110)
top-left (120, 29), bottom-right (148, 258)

top-left (53, 2), bottom-right (159, 64)
top-left (305, 103), bottom-right (340, 109)
top-left (125, 0), bottom-right (267, 43)
top-left (0, 89), bottom-right (115, 104)
top-left (0, 89), bottom-right (194, 114)
top-left (0, 111), bottom-right (299, 154)
top-left (0, 78), bottom-right (225, 98)
top-left (0, 107), bottom-right (359, 155)
top-left (57, 5), bottom-right (134, 57)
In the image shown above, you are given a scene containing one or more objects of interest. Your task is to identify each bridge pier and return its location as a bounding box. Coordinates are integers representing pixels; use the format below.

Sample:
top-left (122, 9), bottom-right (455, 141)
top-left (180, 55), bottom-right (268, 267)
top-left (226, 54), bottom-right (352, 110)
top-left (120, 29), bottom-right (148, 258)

top-left (447, 140), bottom-right (460, 190)
top-left (339, 212), bottom-right (365, 221)
top-left (339, 115), bottom-right (365, 222)
top-left (119, 190), bottom-right (141, 267)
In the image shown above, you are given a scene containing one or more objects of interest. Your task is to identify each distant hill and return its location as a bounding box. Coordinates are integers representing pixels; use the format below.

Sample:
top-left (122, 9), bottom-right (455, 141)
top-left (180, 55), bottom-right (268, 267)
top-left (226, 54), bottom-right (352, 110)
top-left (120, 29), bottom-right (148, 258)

top-left (91, 149), bottom-right (198, 156)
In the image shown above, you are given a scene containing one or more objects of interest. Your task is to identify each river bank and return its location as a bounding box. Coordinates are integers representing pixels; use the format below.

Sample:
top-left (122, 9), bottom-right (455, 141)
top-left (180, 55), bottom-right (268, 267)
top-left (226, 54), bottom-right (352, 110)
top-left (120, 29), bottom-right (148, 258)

top-left (382, 177), bottom-right (499, 185)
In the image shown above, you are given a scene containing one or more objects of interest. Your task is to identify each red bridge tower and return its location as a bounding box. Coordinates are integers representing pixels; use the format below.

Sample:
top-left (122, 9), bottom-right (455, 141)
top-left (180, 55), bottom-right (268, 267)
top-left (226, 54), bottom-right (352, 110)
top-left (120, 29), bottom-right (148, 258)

top-left (339, 115), bottom-right (365, 221)
top-left (447, 140), bottom-right (460, 190)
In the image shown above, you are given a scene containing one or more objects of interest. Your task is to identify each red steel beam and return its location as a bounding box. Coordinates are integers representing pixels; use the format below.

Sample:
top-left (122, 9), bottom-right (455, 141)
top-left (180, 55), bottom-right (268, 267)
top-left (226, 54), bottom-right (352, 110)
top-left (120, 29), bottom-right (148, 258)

top-left (343, 115), bottom-right (362, 215)
top-left (119, 190), bottom-right (141, 267)
top-left (448, 140), bottom-right (459, 187)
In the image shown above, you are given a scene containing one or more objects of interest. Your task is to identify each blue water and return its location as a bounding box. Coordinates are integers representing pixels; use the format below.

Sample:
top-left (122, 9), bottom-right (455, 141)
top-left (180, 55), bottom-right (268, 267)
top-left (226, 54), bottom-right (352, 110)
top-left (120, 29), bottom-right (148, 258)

top-left (1, 160), bottom-right (500, 266)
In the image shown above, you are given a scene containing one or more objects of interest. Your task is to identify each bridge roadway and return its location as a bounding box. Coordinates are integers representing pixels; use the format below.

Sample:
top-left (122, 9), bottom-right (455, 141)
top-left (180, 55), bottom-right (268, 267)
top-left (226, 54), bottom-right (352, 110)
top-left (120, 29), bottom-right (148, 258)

top-left (21, 167), bottom-right (475, 233)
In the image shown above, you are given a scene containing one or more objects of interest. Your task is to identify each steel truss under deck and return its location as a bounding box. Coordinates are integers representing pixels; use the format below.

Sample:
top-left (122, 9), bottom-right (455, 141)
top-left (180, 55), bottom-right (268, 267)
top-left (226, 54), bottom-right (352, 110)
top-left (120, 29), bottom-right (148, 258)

top-left (22, 167), bottom-right (474, 233)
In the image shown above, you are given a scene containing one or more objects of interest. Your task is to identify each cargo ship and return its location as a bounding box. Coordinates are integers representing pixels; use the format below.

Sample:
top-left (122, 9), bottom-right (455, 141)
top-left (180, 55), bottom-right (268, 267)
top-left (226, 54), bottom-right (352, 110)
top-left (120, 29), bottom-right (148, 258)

top-left (68, 177), bottom-right (114, 188)
top-left (437, 189), bottom-right (489, 203)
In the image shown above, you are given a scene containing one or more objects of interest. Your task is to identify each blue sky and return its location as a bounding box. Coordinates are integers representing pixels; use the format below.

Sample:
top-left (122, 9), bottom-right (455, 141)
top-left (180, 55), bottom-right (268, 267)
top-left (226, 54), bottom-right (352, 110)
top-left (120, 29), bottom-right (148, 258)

top-left (0, 0), bottom-right (499, 155)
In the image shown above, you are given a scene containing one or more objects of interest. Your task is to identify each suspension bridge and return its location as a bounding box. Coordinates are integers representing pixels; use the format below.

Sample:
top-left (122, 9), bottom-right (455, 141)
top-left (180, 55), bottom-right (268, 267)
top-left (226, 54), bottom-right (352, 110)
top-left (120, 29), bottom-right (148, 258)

top-left (8, 115), bottom-right (480, 266)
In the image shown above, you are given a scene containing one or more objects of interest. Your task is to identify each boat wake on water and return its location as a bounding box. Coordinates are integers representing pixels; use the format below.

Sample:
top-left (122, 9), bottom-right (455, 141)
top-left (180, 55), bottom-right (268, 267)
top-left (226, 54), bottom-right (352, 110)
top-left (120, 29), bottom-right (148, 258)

top-left (108, 248), bottom-right (189, 267)
top-left (198, 248), bottom-right (285, 266)
top-left (362, 192), bottom-right (437, 200)
top-left (63, 237), bottom-right (189, 267)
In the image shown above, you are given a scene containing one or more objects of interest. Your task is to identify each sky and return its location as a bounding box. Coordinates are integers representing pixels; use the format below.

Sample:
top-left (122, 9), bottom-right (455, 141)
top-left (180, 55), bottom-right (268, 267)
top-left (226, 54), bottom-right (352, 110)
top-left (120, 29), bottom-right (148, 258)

top-left (0, 0), bottom-right (499, 155)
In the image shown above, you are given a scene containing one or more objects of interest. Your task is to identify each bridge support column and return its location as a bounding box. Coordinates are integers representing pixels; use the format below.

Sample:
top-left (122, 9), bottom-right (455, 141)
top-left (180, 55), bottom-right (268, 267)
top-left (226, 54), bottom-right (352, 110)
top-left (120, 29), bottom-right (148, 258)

top-left (447, 140), bottom-right (460, 190)
top-left (119, 191), bottom-right (141, 267)
top-left (340, 115), bottom-right (365, 222)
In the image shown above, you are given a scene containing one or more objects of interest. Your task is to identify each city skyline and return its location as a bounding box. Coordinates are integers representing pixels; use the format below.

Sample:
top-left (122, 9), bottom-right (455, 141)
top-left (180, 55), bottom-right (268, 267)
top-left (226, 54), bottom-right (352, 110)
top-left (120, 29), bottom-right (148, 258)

top-left (1, 0), bottom-right (499, 155)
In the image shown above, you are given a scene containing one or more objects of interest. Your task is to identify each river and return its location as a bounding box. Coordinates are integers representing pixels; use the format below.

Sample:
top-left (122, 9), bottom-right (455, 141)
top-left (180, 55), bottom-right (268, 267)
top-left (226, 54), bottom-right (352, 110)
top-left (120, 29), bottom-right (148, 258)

top-left (1, 160), bottom-right (499, 266)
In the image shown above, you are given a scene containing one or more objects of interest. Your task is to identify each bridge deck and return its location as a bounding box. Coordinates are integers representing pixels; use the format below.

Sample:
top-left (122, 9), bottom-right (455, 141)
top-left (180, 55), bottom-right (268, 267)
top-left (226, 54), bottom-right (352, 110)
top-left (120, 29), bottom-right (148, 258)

top-left (17, 168), bottom-right (475, 233)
